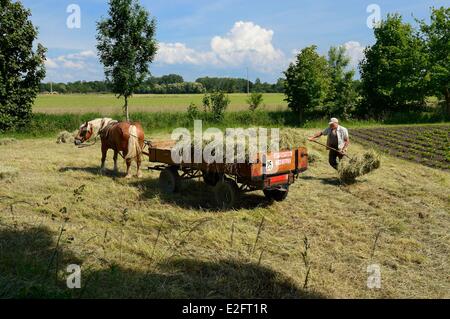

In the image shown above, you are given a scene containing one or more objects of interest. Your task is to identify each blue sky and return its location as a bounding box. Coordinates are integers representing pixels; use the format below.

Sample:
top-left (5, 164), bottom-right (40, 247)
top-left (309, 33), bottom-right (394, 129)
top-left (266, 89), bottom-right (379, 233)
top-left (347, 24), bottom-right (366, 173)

top-left (22, 0), bottom-right (447, 83)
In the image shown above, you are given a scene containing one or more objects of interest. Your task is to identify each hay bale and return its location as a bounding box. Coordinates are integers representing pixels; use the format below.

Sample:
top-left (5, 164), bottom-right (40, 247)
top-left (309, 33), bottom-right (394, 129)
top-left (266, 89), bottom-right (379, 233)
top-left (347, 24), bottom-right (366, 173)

top-left (181, 128), bottom-right (309, 163)
top-left (56, 131), bottom-right (76, 144)
top-left (278, 128), bottom-right (307, 150)
top-left (0, 138), bottom-right (17, 146)
top-left (0, 165), bottom-right (19, 180)
top-left (360, 150), bottom-right (381, 174)
top-left (338, 150), bottom-right (381, 184)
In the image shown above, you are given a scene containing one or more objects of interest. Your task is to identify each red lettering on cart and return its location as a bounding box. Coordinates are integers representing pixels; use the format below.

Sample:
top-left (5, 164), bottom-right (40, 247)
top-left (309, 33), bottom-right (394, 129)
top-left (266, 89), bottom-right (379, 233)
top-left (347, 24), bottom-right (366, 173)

top-left (276, 158), bottom-right (291, 165)
top-left (273, 151), bottom-right (292, 159)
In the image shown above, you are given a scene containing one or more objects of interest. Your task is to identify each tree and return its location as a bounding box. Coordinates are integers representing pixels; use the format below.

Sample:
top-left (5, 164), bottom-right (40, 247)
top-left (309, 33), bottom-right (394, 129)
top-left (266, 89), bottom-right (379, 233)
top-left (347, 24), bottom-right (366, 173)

top-left (247, 92), bottom-right (264, 111)
top-left (253, 78), bottom-right (262, 92)
top-left (196, 77), bottom-right (252, 93)
top-left (326, 46), bottom-right (357, 119)
top-left (283, 46), bottom-right (331, 123)
top-left (274, 78), bottom-right (286, 93)
top-left (0, 0), bottom-right (46, 131)
top-left (158, 74), bottom-right (184, 85)
top-left (97, 0), bottom-right (157, 120)
top-left (359, 14), bottom-right (428, 119)
top-left (202, 92), bottom-right (230, 122)
top-left (420, 7), bottom-right (450, 117)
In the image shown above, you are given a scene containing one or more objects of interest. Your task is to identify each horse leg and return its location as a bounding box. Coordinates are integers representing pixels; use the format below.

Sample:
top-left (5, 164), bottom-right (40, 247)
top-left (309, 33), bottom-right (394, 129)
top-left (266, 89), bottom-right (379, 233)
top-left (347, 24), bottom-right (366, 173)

top-left (100, 145), bottom-right (108, 174)
top-left (113, 150), bottom-right (119, 175)
top-left (136, 156), bottom-right (143, 178)
top-left (125, 159), bottom-right (132, 179)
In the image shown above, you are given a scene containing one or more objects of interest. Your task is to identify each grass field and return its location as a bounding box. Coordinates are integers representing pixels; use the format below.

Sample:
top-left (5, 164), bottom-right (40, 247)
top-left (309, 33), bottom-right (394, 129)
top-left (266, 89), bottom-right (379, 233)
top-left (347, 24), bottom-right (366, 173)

top-left (1, 127), bottom-right (449, 298)
top-left (34, 93), bottom-right (288, 114)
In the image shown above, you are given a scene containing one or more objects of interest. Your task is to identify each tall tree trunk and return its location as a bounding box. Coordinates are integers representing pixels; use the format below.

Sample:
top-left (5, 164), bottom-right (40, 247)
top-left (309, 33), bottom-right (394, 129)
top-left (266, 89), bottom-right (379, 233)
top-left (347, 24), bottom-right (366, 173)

top-left (124, 96), bottom-right (129, 121)
top-left (445, 87), bottom-right (450, 119)
top-left (298, 107), bottom-right (304, 125)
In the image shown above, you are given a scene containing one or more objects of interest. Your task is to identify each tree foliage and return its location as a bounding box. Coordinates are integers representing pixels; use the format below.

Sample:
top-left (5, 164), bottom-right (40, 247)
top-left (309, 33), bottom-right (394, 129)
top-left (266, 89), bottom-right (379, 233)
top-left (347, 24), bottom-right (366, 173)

top-left (196, 77), bottom-right (251, 93)
top-left (359, 14), bottom-right (428, 119)
top-left (325, 46), bottom-right (358, 119)
top-left (40, 81), bottom-right (111, 94)
top-left (202, 92), bottom-right (230, 122)
top-left (247, 92), bottom-right (264, 111)
top-left (0, 0), bottom-right (46, 131)
top-left (283, 46), bottom-right (331, 123)
top-left (39, 75), bottom-right (285, 95)
top-left (137, 82), bottom-right (205, 94)
top-left (153, 74), bottom-right (184, 85)
top-left (420, 7), bottom-right (450, 116)
top-left (96, 0), bottom-right (157, 120)
top-left (253, 78), bottom-right (285, 93)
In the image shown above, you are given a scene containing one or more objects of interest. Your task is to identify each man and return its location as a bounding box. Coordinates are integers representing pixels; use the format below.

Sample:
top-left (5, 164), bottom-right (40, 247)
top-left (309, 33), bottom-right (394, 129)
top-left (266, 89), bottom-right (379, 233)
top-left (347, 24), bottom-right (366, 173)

top-left (308, 118), bottom-right (350, 170)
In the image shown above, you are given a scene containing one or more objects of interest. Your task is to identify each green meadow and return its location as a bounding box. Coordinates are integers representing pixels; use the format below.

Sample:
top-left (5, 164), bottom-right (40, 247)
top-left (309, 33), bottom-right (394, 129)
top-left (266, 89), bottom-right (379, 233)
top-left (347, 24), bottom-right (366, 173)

top-left (34, 93), bottom-right (288, 114)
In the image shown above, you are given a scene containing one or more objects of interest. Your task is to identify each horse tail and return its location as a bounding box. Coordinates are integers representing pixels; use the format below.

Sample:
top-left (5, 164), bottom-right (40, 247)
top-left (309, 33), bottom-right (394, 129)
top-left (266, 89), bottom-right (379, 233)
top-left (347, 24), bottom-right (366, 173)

top-left (125, 125), bottom-right (142, 161)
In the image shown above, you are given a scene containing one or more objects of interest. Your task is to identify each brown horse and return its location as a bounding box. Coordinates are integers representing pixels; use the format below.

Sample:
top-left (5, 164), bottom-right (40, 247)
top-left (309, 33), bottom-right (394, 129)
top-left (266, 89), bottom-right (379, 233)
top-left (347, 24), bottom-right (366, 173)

top-left (74, 118), bottom-right (145, 178)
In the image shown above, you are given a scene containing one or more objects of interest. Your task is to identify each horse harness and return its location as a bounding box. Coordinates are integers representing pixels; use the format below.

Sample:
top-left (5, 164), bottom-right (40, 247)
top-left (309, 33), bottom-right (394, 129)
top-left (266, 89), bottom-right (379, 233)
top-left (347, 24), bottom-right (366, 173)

top-left (79, 120), bottom-right (152, 157)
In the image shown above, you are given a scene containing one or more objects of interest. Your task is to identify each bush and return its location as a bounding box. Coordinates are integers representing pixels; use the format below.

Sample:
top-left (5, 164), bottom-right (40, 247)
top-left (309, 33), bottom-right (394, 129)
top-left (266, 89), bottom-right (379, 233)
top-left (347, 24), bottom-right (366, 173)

top-left (247, 92), bottom-right (264, 111)
top-left (187, 103), bottom-right (201, 120)
top-left (202, 92), bottom-right (230, 122)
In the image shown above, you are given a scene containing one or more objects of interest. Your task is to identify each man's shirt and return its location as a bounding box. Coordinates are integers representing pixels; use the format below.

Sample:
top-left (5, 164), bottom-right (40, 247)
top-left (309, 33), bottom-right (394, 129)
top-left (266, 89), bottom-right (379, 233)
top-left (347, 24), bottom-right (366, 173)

top-left (322, 125), bottom-right (349, 150)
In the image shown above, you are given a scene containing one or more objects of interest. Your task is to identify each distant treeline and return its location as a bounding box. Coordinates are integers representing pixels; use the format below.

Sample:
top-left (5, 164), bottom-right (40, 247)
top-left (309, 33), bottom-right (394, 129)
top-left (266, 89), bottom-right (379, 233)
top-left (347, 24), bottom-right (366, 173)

top-left (40, 74), bottom-right (285, 94)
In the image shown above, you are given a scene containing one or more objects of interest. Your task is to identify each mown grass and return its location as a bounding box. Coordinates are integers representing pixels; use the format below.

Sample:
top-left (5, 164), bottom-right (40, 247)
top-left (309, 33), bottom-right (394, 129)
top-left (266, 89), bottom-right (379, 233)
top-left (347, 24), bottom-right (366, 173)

top-left (0, 130), bottom-right (449, 298)
top-left (34, 93), bottom-right (288, 114)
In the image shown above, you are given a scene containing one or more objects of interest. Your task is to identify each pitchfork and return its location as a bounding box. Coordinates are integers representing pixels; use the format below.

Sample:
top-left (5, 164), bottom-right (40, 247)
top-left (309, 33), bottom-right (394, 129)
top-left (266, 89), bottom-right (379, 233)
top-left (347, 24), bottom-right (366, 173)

top-left (308, 139), bottom-right (353, 160)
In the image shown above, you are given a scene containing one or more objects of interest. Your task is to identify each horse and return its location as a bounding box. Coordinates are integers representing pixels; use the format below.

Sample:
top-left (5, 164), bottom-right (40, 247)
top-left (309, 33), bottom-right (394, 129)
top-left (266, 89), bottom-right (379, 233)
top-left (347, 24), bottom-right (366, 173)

top-left (74, 118), bottom-right (145, 178)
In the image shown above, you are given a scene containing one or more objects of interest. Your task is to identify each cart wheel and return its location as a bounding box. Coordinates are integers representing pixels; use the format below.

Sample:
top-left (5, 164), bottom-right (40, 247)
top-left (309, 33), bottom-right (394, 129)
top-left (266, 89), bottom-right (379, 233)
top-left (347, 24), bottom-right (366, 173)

top-left (159, 167), bottom-right (180, 194)
top-left (263, 186), bottom-right (289, 202)
top-left (202, 171), bottom-right (220, 186)
top-left (214, 178), bottom-right (239, 209)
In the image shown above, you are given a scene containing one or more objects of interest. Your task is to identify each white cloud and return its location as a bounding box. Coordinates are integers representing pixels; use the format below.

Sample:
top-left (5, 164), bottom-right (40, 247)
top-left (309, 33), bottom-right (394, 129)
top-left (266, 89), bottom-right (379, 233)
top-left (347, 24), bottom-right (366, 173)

top-left (45, 57), bottom-right (58, 69)
top-left (55, 56), bottom-right (85, 69)
top-left (156, 43), bottom-right (216, 65)
top-left (46, 50), bottom-right (97, 70)
top-left (44, 49), bottom-right (103, 82)
top-left (211, 21), bottom-right (285, 71)
top-left (156, 21), bottom-right (286, 73)
top-left (66, 50), bottom-right (96, 60)
top-left (343, 41), bottom-right (365, 69)
top-left (60, 59), bottom-right (85, 69)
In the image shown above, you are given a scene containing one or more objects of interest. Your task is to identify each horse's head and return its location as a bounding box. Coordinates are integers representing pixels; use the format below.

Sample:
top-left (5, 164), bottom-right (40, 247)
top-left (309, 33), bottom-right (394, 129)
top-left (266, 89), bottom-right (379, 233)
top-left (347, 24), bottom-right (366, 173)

top-left (74, 121), bottom-right (94, 145)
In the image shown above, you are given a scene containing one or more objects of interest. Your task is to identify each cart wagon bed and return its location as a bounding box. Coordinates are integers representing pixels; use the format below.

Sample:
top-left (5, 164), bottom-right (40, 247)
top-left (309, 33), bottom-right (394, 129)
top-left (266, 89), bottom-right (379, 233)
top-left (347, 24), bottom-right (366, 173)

top-left (145, 140), bottom-right (308, 208)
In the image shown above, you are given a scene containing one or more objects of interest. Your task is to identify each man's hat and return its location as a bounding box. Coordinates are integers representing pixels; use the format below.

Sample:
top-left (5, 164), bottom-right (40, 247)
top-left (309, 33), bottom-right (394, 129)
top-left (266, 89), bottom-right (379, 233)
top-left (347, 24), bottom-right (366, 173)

top-left (329, 118), bottom-right (339, 125)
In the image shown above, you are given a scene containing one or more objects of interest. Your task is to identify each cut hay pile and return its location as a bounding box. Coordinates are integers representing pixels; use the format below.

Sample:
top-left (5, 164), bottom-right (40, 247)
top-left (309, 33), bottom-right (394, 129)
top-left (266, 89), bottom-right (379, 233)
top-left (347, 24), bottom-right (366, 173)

top-left (188, 128), bottom-right (308, 162)
top-left (0, 138), bottom-right (17, 146)
top-left (56, 131), bottom-right (77, 144)
top-left (338, 150), bottom-right (381, 184)
top-left (278, 128), bottom-right (307, 150)
top-left (307, 150), bottom-right (322, 164)
top-left (0, 165), bottom-right (19, 180)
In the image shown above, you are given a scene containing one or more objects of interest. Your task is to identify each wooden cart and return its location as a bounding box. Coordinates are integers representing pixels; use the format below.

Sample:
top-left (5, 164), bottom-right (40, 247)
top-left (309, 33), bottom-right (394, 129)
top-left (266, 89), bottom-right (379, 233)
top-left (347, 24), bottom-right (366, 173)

top-left (144, 141), bottom-right (308, 208)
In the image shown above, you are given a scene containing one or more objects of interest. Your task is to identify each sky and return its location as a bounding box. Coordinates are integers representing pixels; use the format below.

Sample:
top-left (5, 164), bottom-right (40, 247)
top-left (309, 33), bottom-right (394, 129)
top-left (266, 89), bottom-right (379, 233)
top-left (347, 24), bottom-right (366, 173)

top-left (21, 0), bottom-right (448, 83)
